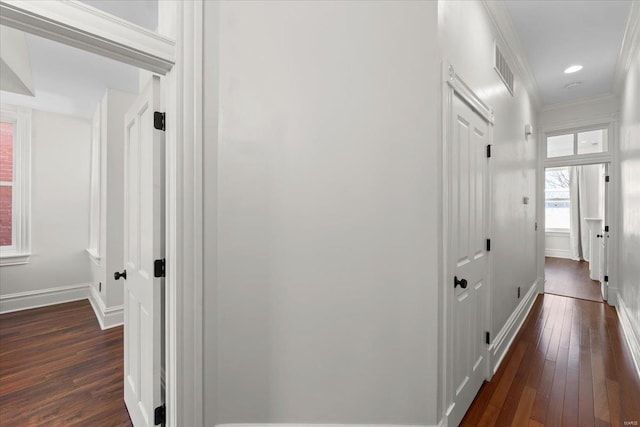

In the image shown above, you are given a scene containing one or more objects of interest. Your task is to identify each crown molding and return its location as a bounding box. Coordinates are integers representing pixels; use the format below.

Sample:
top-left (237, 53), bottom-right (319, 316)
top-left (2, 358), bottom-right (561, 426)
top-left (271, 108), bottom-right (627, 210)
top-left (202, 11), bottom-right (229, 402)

top-left (613, 1), bottom-right (640, 95)
top-left (481, 0), bottom-right (542, 111)
top-left (541, 93), bottom-right (619, 113)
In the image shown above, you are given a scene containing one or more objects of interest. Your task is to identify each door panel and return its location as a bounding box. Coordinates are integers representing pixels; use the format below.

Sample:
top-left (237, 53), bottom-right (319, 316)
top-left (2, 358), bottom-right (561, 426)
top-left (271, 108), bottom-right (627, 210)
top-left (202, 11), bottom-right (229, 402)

top-left (123, 75), bottom-right (164, 427)
top-left (448, 93), bottom-right (490, 427)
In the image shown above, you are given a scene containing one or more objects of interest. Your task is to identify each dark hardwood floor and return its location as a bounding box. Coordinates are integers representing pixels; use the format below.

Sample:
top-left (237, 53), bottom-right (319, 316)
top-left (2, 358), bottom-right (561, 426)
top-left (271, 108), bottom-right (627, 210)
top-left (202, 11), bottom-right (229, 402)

top-left (462, 293), bottom-right (640, 427)
top-left (545, 257), bottom-right (603, 302)
top-left (0, 300), bottom-right (132, 427)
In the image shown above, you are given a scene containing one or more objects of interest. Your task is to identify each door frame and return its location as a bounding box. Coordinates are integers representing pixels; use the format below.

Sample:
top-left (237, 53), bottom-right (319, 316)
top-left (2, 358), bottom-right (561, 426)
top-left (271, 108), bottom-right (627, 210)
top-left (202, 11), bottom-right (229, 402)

top-left (537, 118), bottom-right (619, 306)
top-left (0, 1), bottom-right (208, 425)
top-left (439, 61), bottom-right (495, 425)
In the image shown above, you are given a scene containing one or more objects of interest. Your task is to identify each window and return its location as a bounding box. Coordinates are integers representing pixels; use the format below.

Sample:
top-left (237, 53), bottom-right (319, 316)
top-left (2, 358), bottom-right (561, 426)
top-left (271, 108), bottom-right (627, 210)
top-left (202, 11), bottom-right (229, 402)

top-left (0, 105), bottom-right (31, 265)
top-left (545, 167), bottom-right (570, 231)
top-left (546, 127), bottom-right (609, 158)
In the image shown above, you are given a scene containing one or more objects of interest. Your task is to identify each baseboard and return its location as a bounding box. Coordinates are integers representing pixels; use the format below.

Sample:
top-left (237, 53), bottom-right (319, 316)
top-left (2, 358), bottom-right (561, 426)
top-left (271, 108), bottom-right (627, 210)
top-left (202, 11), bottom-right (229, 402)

top-left (544, 249), bottom-right (572, 259)
top-left (88, 286), bottom-right (123, 330)
top-left (617, 295), bottom-right (640, 380)
top-left (606, 285), bottom-right (618, 307)
top-left (0, 283), bottom-right (90, 314)
top-left (489, 279), bottom-right (539, 375)
top-left (216, 424), bottom-right (435, 427)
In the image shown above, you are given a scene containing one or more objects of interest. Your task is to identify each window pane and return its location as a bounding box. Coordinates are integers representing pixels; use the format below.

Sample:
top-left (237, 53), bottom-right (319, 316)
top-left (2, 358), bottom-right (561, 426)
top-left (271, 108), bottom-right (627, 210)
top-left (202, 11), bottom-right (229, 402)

top-left (0, 185), bottom-right (12, 246)
top-left (0, 122), bottom-right (13, 182)
top-left (547, 133), bottom-right (574, 158)
top-left (577, 129), bottom-right (608, 155)
top-left (545, 167), bottom-right (570, 230)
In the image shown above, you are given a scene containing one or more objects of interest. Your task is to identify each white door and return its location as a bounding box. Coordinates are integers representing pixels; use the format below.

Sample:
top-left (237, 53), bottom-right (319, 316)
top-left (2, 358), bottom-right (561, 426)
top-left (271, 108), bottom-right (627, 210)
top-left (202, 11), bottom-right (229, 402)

top-left (448, 93), bottom-right (490, 427)
top-left (122, 75), bottom-right (165, 426)
top-left (599, 163), bottom-right (609, 300)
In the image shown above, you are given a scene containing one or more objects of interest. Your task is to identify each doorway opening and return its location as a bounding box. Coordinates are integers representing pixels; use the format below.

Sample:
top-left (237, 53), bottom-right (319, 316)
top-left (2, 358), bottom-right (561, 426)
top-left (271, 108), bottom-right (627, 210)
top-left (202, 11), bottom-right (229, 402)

top-left (544, 162), bottom-right (608, 303)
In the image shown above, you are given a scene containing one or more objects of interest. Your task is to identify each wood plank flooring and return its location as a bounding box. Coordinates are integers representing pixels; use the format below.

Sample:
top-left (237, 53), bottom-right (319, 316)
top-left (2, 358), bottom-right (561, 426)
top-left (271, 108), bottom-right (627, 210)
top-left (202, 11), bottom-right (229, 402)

top-left (462, 293), bottom-right (640, 427)
top-left (545, 257), bottom-right (602, 302)
top-left (0, 300), bottom-right (132, 427)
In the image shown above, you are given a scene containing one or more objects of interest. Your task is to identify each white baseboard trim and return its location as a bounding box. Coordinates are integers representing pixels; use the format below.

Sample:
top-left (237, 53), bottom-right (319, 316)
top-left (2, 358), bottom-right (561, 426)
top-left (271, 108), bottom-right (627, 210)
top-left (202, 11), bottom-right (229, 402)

top-left (544, 249), bottom-right (572, 259)
top-left (0, 283), bottom-right (90, 314)
top-left (617, 295), bottom-right (640, 380)
top-left (216, 424), bottom-right (435, 427)
top-left (88, 286), bottom-right (123, 330)
top-left (489, 279), bottom-right (539, 375)
top-left (606, 285), bottom-right (618, 307)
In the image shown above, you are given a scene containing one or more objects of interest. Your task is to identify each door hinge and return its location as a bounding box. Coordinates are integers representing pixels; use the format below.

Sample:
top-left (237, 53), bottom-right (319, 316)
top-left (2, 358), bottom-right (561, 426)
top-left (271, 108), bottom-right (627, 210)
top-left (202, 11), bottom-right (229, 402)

top-left (486, 238), bottom-right (491, 252)
top-left (486, 144), bottom-right (492, 158)
top-left (604, 225), bottom-right (609, 232)
top-left (604, 275), bottom-right (609, 282)
top-left (605, 175), bottom-right (610, 183)
top-left (485, 331), bottom-right (490, 345)
top-left (154, 404), bottom-right (166, 425)
top-left (154, 258), bottom-right (166, 278)
top-left (154, 111), bottom-right (166, 131)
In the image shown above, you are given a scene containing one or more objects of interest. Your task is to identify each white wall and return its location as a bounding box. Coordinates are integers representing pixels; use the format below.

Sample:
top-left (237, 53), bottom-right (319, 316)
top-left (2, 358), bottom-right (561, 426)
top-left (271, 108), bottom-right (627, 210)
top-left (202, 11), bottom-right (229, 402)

top-left (438, 0), bottom-right (539, 364)
top-left (618, 35), bottom-right (640, 371)
top-left (88, 89), bottom-right (136, 327)
top-left (213, 1), bottom-right (440, 423)
top-left (545, 231), bottom-right (571, 258)
top-left (0, 110), bottom-right (91, 296)
top-left (539, 94), bottom-right (619, 131)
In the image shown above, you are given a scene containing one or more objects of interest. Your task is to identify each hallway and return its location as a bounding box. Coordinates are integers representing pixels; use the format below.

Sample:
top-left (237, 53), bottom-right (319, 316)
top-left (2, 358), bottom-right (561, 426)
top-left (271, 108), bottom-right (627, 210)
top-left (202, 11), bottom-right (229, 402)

top-left (545, 257), bottom-right (603, 302)
top-left (462, 293), bottom-right (640, 426)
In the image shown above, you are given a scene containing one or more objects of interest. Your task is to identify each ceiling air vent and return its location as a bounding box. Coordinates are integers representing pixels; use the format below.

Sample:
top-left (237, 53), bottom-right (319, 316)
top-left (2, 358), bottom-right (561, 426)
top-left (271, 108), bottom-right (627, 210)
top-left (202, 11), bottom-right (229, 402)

top-left (494, 44), bottom-right (514, 95)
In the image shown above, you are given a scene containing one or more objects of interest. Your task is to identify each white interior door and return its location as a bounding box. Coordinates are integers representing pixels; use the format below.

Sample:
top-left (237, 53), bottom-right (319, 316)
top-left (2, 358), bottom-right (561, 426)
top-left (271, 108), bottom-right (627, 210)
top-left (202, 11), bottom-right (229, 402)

top-left (600, 163), bottom-right (609, 300)
top-left (448, 93), bottom-right (490, 427)
top-left (123, 75), bottom-right (165, 426)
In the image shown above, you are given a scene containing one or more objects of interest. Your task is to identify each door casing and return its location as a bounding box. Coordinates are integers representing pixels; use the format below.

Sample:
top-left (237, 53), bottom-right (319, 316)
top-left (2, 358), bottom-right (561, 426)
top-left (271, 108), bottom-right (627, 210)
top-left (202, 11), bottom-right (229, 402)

top-left (0, 1), bottom-right (208, 425)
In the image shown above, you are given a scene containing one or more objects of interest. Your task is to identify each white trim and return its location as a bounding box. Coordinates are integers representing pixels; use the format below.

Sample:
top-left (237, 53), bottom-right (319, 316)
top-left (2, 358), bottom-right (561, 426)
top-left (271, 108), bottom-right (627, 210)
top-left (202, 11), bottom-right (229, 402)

top-left (544, 249), bottom-right (572, 260)
top-left (0, 0), bottom-right (175, 75)
top-left (617, 295), bottom-right (640, 380)
top-left (489, 279), bottom-right (538, 375)
top-left (0, 252), bottom-right (30, 266)
top-left (541, 93), bottom-right (619, 115)
top-left (444, 62), bottom-right (495, 125)
top-left (0, 104), bottom-right (31, 263)
top-left (216, 425), bottom-right (435, 427)
top-left (165, 1), bottom-right (205, 425)
top-left (0, 283), bottom-right (89, 314)
top-left (481, 0), bottom-right (542, 110)
top-left (613, 1), bottom-right (640, 95)
top-left (88, 285), bottom-right (123, 329)
top-left (85, 247), bottom-right (101, 265)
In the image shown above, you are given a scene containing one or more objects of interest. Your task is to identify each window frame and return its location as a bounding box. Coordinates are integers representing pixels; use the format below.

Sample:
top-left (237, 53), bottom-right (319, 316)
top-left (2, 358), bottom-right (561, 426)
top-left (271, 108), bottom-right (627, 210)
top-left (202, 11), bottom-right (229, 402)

top-left (544, 167), bottom-right (571, 232)
top-left (0, 105), bottom-right (32, 266)
top-left (545, 124), bottom-right (610, 160)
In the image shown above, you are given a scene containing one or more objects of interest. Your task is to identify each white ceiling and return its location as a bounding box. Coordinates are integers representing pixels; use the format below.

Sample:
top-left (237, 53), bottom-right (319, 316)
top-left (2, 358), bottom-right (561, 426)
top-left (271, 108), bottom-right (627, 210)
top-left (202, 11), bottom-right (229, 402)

top-left (504, 0), bottom-right (632, 106)
top-left (0, 1), bottom-right (157, 119)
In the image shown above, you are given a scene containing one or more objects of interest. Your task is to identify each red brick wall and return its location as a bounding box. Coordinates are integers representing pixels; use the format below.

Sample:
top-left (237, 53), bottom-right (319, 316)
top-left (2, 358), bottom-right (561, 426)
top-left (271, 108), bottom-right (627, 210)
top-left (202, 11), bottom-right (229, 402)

top-left (0, 122), bottom-right (13, 246)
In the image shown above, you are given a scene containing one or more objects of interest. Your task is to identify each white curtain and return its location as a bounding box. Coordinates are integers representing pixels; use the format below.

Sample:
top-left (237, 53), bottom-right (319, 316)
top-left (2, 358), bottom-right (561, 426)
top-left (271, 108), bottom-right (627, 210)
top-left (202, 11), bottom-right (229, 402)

top-left (569, 166), bottom-right (589, 261)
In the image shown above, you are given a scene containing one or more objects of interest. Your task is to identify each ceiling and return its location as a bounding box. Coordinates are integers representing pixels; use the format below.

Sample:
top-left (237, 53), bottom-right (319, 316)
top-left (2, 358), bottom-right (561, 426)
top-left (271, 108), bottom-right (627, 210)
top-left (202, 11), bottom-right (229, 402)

top-left (504, 0), bottom-right (632, 106)
top-left (0, 1), bottom-right (157, 119)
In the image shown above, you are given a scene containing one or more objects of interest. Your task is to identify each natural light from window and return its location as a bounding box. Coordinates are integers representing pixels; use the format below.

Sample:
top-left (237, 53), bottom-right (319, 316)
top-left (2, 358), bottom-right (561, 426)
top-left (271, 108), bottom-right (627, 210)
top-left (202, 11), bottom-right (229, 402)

top-left (0, 121), bottom-right (13, 247)
top-left (545, 167), bottom-right (571, 230)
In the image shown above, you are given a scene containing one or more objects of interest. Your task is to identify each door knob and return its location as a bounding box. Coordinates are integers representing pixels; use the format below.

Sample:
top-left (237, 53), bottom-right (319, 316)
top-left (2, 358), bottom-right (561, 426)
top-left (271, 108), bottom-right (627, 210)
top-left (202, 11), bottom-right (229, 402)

top-left (114, 270), bottom-right (127, 280)
top-left (454, 276), bottom-right (468, 289)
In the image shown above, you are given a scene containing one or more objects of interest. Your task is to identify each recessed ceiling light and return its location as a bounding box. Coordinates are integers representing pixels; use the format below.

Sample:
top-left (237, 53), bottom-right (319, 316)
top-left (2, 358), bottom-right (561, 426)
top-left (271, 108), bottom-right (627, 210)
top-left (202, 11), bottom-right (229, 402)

top-left (564, 81), bottom-right (582, 89)
top-left (564, 65), bottom-right (583, 74)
